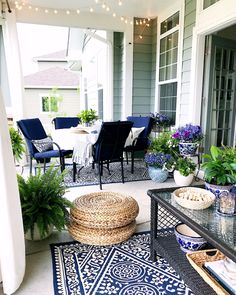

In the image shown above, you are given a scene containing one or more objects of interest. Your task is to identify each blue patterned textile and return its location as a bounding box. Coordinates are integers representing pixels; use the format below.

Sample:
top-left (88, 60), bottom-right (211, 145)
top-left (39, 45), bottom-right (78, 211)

top-left (50, 232), bottom-right (193, 295)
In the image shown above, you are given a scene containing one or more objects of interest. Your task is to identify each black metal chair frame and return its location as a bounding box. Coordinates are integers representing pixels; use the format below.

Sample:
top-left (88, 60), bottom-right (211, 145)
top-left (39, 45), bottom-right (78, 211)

top-left (91, 121), bottom-right (133, 190)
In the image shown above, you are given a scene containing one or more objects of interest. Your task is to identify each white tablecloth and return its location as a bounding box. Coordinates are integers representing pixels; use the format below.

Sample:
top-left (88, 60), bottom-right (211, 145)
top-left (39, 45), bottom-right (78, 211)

top-left (51, 125), bottom-right (143, 166)
top-left (51, 126), bottom-right (99, 166)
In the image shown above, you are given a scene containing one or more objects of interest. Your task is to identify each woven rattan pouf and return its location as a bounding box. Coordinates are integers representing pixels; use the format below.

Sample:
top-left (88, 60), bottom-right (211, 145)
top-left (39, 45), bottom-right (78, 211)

top-left (68, 192), bottom-right (139, 246)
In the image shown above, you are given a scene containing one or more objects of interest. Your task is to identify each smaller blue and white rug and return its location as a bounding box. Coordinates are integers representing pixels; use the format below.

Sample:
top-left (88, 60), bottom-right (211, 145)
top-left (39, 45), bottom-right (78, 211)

top-left (50, 232), bottom-right (193, 295)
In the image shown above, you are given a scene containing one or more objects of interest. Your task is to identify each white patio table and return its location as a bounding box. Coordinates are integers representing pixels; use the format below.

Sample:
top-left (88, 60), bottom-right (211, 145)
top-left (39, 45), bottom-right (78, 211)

top-left (51, 125), bottom-right (100, 167)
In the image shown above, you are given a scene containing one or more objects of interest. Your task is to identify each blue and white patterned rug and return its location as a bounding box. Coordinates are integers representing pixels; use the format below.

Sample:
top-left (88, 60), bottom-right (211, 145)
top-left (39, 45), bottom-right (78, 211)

top-left (63, 161), bottom-right (151, 188)
top-left (50, 232), bottom-right (193, 295)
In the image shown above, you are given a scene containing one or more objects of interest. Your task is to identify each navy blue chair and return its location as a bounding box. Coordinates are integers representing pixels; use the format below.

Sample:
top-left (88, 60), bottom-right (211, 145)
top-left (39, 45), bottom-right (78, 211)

top-left (52, 117), bottom-right (80, 129)
top-left (17, 118), bottom-right (73, 174)
top-left (91, 121), bottom-right (133, 190)
top-left (124, 116), bottom-right (155, 173)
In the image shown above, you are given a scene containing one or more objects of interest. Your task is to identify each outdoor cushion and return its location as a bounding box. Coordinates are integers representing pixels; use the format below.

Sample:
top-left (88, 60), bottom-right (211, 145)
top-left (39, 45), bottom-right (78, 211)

top-left (125, 127), bottom-right (145, 147)
top-left (32, 136), bottom-right (53, 152)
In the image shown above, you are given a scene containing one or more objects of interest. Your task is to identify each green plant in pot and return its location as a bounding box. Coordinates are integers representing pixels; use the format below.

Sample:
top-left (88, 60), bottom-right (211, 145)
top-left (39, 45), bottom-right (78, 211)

top-left (17, 165), bottom-right (73, 240)
top-left (9, 127), bottom-right (25, 163)
top-left (173, 156), bottom-right (197, 186)
top-left (201, 145), bottom-right (236, 197)
top-left (77, 109), bottom-right (98, 126)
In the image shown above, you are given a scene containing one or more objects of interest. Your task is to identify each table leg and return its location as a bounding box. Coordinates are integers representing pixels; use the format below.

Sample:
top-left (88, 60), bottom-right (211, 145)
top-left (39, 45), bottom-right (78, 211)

top-left (150, 198), bottom-right (158, 262)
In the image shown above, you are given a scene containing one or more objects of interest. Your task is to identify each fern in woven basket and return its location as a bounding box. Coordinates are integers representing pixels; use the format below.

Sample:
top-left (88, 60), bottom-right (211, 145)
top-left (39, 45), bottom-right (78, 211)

top-left (17, 165), bottom-right (73, 240)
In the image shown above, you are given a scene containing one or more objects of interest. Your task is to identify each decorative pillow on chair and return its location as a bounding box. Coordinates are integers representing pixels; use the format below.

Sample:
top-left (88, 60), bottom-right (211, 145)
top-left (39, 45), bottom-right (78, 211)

top-left (32, 136), bottom-right (53, 152)
top-left (125, 127), bottom-right (145, 147)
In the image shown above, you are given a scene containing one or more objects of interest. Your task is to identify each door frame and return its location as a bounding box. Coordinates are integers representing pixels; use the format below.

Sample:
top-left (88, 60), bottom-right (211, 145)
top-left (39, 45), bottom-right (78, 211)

top-left (190, 0), bottom-right (236, 147)
top-left (203, 35), bottom-right (236, 150)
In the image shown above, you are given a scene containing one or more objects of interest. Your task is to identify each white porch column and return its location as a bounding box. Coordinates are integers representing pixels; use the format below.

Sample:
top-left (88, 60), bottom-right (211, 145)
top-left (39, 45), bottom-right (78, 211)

top-left (122, 24), bottom-right (133, 119)
top-left (3, 9), bottom-right (25, 121)
top-left (0, 88), bottom-right (25, 294)
top-left (103, 31), bottom-right (113, 121)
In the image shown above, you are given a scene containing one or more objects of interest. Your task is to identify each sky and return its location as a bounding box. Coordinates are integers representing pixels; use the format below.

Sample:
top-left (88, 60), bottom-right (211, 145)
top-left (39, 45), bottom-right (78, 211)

top-left (17, 23), bottom-right (69, 76)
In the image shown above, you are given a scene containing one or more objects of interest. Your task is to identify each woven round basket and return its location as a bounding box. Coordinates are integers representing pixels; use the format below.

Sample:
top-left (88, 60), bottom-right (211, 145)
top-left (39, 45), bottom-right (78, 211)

top-left (68, 220), bottom-right (136, 246)
top-left (70, 192), bottom-right (139, 229)
top-left (172, 187), bottom-right (216, 210)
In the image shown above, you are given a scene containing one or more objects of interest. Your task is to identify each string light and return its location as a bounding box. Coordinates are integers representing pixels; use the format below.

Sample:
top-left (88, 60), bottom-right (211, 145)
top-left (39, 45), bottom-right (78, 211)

top-left (14, 1), bottom-right (141, 27)
top-left (135, 17), bottom-right (152, 41)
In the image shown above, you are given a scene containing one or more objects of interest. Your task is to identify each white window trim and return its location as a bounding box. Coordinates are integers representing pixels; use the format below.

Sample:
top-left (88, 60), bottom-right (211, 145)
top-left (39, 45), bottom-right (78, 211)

top-left (40, 93), bottom-right (60, 114)
top-left (155, 0), bottom-right (184, 127)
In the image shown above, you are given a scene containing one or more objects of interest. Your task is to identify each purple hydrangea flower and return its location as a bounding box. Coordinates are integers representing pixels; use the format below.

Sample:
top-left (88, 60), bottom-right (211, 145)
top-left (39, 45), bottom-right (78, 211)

top-left (150, 112), bottom-right (172, 127)
top-left (172, 124), bottom-right (204, 142)
top-left (145, 152), bottom-right (172, 168)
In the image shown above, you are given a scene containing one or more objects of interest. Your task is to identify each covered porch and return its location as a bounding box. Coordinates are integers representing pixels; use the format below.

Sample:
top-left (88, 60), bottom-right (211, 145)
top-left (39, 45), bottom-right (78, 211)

top-left (0, 0), bottom-right (236, 294)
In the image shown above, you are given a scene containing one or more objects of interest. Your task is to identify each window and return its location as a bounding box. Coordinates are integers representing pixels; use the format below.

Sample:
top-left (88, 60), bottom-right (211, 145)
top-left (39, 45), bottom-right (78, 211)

top-left (158, 12), bottom-right (180, 124)
top-left (159, 31), bottom-right (178, 81)
top-left (203, 0), bottom-right (220, 9)
top-left (160, 12), bottom-right (179, 35)
top-left (41, 95), bottom-right (59, 113)
top-left (159, 82), bottom-right (177, 123)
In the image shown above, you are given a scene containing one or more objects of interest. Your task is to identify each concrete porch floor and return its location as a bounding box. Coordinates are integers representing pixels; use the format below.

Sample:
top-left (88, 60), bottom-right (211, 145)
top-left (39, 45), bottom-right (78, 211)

top-left (0, 164), bottom-right (203, 295)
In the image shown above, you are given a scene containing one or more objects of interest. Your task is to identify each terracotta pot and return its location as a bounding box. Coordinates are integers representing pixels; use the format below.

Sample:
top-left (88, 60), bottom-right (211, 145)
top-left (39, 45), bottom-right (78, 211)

top-left (174, 170), bottom-right (194, 186)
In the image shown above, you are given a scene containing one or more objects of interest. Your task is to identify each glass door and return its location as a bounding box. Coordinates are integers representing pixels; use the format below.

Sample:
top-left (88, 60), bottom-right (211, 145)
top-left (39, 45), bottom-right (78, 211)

top-left (203, 35), bottom-right (236, 152)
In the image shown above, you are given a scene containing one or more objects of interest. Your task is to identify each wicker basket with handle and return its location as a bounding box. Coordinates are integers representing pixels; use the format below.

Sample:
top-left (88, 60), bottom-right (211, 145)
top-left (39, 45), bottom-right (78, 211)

top-left (186, 249), bottom-right (229, 295)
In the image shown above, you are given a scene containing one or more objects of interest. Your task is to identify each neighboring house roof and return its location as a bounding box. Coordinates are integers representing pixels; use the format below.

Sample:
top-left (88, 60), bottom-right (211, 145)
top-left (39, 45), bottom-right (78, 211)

top-left (24, 66), bottom-right (80, 89)
top-left (34, 50), bottom-right (67, 62)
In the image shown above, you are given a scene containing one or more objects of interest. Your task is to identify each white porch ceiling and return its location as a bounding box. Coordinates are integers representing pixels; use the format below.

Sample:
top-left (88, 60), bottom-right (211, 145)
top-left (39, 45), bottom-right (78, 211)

top-left (12, 0), bottom-right (174, 18)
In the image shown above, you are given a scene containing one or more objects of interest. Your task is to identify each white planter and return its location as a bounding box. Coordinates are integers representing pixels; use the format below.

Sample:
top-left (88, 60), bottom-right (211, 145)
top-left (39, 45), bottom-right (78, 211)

top-left (25, 224), bottom-right (54, 241)
top-left (174, 170), bottom-right (194, 186)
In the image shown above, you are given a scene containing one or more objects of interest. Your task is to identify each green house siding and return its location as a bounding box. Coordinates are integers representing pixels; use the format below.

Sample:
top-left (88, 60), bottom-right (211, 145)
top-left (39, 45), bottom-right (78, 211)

top-left (132, 18), bottom-right (157, 116)
top-left (113, 32), bottom-right (124, 120)
top-left (180, 0), bottom-right (196, 122)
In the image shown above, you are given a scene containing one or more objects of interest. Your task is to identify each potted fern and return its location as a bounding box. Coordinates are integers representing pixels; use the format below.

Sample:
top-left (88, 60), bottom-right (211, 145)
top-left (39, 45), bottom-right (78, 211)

top-left (9, 127), bottom-right (25, 164)
top-left (17, 165), bottom-right (73, 240)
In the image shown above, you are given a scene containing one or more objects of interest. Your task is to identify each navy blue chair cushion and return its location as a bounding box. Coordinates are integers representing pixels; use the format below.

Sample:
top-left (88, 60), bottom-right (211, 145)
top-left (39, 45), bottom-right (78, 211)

top-left (125, 116), bottom-right (154, 150)
top-left (17, 118), bottom-right (48, 155)
top-left (53, 117), bottom-right (80, 129)
top-left (93, 121), bottom-right (133, 161)
top-left (17, 118), bottom-right (73, 158)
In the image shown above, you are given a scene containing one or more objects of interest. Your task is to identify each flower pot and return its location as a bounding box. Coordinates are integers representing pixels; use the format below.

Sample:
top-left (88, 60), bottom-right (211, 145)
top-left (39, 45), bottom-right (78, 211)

top-left (174, 170), bottom-right (194, 186)
top-left (178, 142), bottom-right (199, 156)
top-left (204, 182), bottom-right (233, 199)
top-left (25, 224), bottom-right (54, 241)
top-left (148, 166), bottom-right (168, 183)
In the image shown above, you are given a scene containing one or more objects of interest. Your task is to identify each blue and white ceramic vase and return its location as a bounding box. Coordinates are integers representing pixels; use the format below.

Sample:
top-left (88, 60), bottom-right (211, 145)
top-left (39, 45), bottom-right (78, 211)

top-left (205, 182), bottom-right (233, 199)
top-left (178, 141), bottom-right (199, 156)
top-left (148, 166), bottom-right (168, 183)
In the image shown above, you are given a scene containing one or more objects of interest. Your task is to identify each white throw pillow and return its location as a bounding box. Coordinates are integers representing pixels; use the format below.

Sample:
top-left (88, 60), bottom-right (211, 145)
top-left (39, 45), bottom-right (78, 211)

top-left (125, 127), bottom-right (145, 147)
top-left (32, 136), bottom-right (53, 152)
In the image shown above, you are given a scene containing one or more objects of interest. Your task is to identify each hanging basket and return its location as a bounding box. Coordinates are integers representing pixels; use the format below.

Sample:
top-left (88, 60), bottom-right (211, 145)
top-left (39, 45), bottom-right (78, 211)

top-left (178, 142), bottom-right (199, 156)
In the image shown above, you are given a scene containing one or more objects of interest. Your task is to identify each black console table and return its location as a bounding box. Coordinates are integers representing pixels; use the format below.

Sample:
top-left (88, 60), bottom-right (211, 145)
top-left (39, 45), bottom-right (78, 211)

top-left (147, 186), bottom-right (236, 295)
